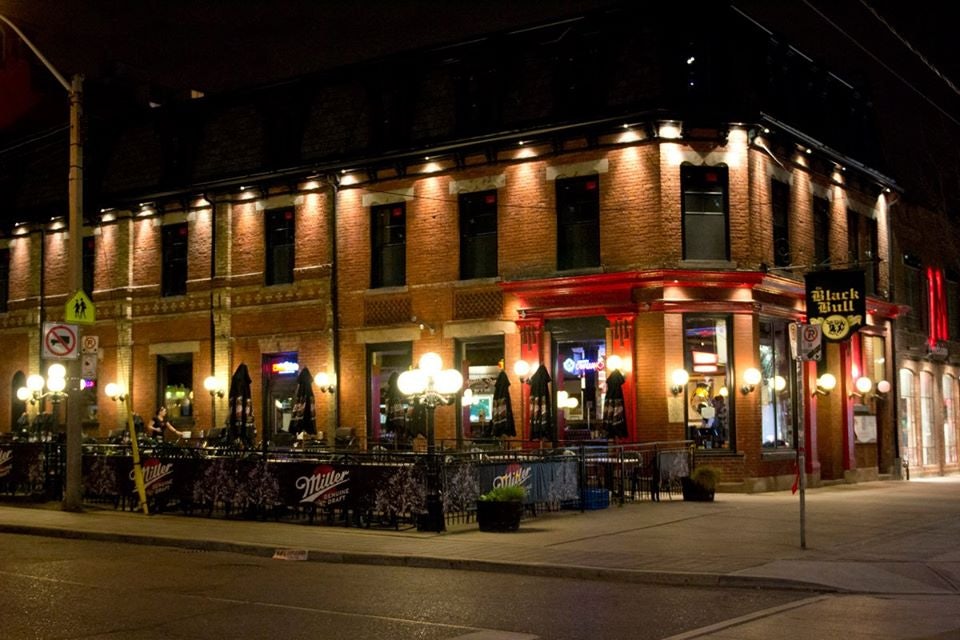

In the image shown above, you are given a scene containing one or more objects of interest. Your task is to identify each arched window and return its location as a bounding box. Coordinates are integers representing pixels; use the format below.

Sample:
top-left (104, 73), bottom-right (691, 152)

top-left (898, 368), bottom-right (917, 467)
top-left (920, 371), bottom-right (936, 466)
top-left (942, 374), bottom-right (958, 465)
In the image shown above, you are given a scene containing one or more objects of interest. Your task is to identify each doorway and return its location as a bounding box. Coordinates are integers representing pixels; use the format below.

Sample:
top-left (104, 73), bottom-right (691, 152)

top-left (261, 353), bottom-right (300, 443)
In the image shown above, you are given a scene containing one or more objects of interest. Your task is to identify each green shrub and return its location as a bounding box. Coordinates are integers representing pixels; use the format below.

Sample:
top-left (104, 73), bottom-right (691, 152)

top-left (479, 484), bottom-right (526, 502)
top-left (690, 465), bottom-right (721, 491)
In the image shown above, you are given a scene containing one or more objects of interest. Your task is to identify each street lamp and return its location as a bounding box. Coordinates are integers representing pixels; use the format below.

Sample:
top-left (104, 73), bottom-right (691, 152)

top-left (1, 13), bottom-right (85, 512)
top-left (16, 364), bottom-right (69, 437)
top-left (397, 352), bottom-right (463, 532)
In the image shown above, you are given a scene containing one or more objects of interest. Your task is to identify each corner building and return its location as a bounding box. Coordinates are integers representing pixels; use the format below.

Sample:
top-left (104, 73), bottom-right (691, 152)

top-left (0, 4), bottom-right (906, 489)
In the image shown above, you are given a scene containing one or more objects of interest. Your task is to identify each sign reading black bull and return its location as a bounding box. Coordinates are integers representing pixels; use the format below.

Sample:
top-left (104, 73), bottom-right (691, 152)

top-left (805, 269), bottom-right (866, 341)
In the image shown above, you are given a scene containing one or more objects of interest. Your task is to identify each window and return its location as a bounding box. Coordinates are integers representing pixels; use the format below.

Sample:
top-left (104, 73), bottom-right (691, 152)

top-left (265, 208), bottom-right (295, 286)
top-left (947, 274), bottom-right (960, 340)
top-left (813, 196), bottom-right (830, 267)
top-left (371, 203), bottom-right (406, 288)
top-left (456, 336), bottom-right (505, 439)
top-left (459, 190), bottom-right (497, 280)
top-left (0, 248), bottom-right (8, 313)
top-left (82, 236), bottom-right (95, 296)
top-left (157, 353), bottom-right (193, 428)
top-left (898, 368), bottom-right (917, 467)
top-left (847, 210), bottom-right (879, 294)
top-left (771, 180), bottom-right (790, 267)
top-left (920, 371), bottom-right (935, 466)
top-left (682, 315), bottom-right (732, 449)
top-left (942, 375), bottom-right (958, 465)
top-left (682, 165), bottom-right (728, 261)
top-left (902, 254), bottom-right (925, 332)
top-left (758, 319), bottom-right (794, 449)
top-left (556, 175), bottom-right (600, 270)
top-left (161, 223), bottom-right (188, 297)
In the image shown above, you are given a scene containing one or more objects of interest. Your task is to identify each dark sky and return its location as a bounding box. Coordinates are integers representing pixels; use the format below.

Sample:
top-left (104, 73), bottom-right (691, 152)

top-left (4, 0), bottom-right (958, 107)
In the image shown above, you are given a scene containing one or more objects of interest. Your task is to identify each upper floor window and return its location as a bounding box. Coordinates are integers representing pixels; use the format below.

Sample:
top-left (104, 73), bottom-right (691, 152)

top-left (0, 248), bottom-right (8, 313)
top-left (265, 208), bottom-right (295, 286)
top-left (771, 180), bottom-right (790, 267)
top-left (847, 210), bottom-right (879, 294)
top-left (902, 253), bottom-right (925, 332)
top-left (813, 196), bottom-right (830, 267)
top-left (82, 236), bottom-right (96, 296)
top-left (161, 222), bottom-right (188, 297)
top-left (947, 273), bottom-right (959, 340)
top-left (556, 175), bottom-right (600, 270)
top-left (371, 203), bottom-right (406, 288)
top-left (459, 190), bottom-right (497, 280)
top-left (681, 165), bottom-right (728, 261)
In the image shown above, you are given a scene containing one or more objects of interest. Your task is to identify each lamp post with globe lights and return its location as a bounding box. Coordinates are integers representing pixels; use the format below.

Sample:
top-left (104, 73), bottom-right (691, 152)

top-left (397, 352), bottom-right (463, 531)
top-left (16, 364), bottom-right (69, 438)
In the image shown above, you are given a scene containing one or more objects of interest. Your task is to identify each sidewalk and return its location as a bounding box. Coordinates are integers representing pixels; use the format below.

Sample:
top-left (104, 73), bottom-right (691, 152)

top-left (2, 476), bottom-right (959, 595)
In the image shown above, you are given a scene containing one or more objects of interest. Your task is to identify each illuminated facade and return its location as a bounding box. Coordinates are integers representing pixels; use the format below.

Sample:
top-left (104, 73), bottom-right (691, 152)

top-left (3, 3), bottom-right (956, 487)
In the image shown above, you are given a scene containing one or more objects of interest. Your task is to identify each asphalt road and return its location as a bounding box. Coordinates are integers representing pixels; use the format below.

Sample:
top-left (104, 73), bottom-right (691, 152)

top-left (1, 533), bottom-right (804, 640)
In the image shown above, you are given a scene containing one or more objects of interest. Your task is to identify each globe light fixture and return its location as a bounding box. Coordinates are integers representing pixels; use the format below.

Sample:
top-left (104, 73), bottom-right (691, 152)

top-left (670, 368), bottom-right (690, 396)
top-left (740, 367), bottom-right (762, 395)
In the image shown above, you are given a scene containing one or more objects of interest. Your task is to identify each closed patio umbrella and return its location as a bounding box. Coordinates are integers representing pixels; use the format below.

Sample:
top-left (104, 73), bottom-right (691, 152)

top-left (228, 363), bottom-right (254, 446)
top-left (384, 371), bottom-right (406, 445)
top-left (288, 366), bottom-right (316, 437)
top-left (528, 365), bottom-right (553, 442)
top-left (602, 368), bottom-right (627, 440)
top-left (491, 370), bottom-right (516, 438)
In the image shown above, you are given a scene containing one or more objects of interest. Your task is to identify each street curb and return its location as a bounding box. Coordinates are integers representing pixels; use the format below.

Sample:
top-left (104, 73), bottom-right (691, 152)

top-left (0, 522), bottom-right (839, 593)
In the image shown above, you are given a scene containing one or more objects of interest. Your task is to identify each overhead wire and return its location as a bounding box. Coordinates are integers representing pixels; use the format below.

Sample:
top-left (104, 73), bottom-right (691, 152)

top-left (801, 0), bottom-right (960, 128)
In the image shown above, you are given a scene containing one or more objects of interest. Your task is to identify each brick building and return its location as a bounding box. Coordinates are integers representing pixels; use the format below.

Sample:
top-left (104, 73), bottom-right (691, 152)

top-left (2, 3), bottom-right (956, 487)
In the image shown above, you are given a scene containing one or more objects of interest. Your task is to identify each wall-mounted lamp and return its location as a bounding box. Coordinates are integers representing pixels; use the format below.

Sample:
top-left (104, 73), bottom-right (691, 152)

top-left (314, 371), bottom-right (337, 394)
top-left (203, 375), bottom-right (225, 399)
top-left (411, 315), bottom-right (436, 335)
top-left (740, 367), bottom-right (762, 395)
top-left (557, 390), bottom-right (580, 410)
top-left (606, 354), bottom-right (624, 373)
top-left (849, 376), bottom-right (873, 400)
top-left (103, 382), bottom-right (128, 402)
top-left (812, 373), bottom-right (837, 396)
top-left (875, 379), bottom-right (891, 399)
top-left (670, 369), bottom-right (689, 396)
top-left (514, 360), bottom-right (537, 384)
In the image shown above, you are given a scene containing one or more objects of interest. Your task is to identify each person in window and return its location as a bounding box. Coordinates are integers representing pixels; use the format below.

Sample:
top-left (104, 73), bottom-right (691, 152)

top-left (148, 406), bottom-right (183, 440)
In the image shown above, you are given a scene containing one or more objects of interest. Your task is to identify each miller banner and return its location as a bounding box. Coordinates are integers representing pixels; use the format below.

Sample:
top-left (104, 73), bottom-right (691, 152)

top-left (804, 269), bottom-right (866, 342)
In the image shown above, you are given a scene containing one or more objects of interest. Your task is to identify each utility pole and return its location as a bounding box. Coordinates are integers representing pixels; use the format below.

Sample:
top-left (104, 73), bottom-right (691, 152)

top-left (0, 14), bottom-right (85, 511)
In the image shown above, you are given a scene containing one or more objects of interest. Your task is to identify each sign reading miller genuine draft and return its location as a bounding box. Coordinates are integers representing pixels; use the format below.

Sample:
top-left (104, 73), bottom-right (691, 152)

top-left (804, 269), bottom-right (866, 342)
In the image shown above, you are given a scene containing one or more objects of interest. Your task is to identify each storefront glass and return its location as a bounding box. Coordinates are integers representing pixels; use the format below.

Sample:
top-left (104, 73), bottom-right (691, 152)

top-left (942, 374), bottom-right (958, 465)
top-left (920, 371), bottom-right (935, 466)
top-left (758, 319), bottom-right (793, 449)
top-left (682, 315), bottom-right (731, 449)
top-left (555, 339), bottom-right (606, 434)
top-left (457, 337), bottom-right (504, 440)
top-left (899, 368), bottom-right (918, 467)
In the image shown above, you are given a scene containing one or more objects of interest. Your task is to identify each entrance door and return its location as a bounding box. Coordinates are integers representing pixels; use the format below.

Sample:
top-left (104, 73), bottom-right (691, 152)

top-left (261, 353), bottom-right (299, 443)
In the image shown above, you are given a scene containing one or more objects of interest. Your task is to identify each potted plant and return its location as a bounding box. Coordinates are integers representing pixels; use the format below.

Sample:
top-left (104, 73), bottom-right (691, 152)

top-left (476, 484), bottom-right (526, 531)
top-left (681, 465), bottom-right (720, 502)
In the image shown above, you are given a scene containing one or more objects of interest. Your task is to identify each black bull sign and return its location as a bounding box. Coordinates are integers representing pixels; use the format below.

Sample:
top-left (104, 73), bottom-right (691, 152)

top-left (804, 269), bottom-right (866, 342)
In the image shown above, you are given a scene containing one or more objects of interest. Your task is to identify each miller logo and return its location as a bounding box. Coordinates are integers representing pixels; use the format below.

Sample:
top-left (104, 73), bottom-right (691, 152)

top-left (297, 465), bottom-right (349, 505)
top-left (0, 449), bottom-right (12, 479)
top-left (493, 463), bottom-right (531, 489)
top-left (131, 458), bottom-right (174, 495)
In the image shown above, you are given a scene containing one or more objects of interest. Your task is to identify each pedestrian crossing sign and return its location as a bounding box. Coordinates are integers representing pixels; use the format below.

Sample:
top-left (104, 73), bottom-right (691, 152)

top-left (65, 290), bottom-right (95, 325)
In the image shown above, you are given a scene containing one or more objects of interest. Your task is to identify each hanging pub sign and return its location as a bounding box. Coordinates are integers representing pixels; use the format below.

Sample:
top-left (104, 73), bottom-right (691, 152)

top-left (804, 269), bottom-right (866, 342)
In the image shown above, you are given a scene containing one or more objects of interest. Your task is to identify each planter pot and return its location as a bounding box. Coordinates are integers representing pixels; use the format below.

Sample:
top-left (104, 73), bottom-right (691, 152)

top-left (680, 477), bottom-right (715, 502)
top-left (476, 499), bottom-right (523, 532)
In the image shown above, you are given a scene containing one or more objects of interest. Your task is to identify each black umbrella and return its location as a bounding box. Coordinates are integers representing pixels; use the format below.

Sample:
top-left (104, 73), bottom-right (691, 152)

top-left (383, 371), bottom-right (406, 443)
top-left (491, 370), bottom-right (516, 438)
top-left (602, 369), bottom-right (627, 440)
top-left (528, 365), bottom-right (553, 442)
top-left (288, 366), bottom-right (316, 437)
top-left (228, 363), bottom-right (254, 446)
